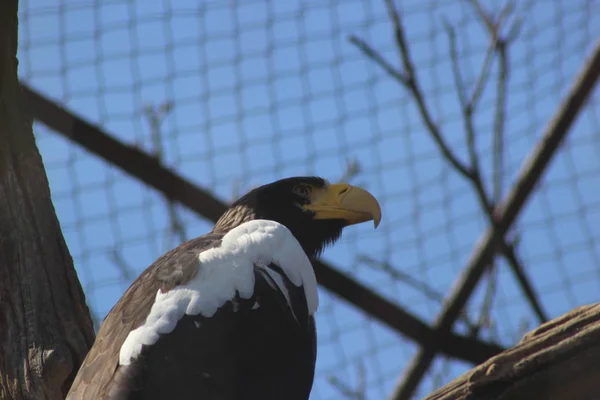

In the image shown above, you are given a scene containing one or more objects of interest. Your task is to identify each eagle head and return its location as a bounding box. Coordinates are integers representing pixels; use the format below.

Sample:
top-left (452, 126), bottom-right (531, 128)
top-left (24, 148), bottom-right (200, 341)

top-left (213, 176), bottom-right (381, 257)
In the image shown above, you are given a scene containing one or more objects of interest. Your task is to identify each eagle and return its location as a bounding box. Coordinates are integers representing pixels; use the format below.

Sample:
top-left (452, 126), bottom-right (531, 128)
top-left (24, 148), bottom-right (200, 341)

top-left (67, 176), bottom-right (381, 400)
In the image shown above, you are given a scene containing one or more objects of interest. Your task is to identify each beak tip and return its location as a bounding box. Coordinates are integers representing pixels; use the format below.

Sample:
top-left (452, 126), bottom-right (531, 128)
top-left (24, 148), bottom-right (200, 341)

top-left (373, 214), bottom-right (381, 229)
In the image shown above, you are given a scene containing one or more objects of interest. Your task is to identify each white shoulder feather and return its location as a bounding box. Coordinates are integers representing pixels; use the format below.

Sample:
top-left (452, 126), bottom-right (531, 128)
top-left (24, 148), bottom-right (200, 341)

top-left (119, 219), bottom-right (318, 366)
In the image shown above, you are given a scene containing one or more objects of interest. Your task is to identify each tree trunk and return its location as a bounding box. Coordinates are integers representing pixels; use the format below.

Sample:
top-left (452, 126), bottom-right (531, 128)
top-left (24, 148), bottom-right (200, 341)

top-left (424, 303), bottom-right (600, 400)
top-left (0, 1), bottom-right (95, 399)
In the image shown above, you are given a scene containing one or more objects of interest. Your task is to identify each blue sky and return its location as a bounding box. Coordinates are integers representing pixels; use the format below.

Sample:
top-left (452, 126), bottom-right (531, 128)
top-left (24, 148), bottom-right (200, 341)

top-left (18, 0), bottom-right (600, 398)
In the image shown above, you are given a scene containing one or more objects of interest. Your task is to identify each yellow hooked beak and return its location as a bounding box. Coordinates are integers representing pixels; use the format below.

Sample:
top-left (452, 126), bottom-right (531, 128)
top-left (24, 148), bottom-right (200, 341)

top-left (302, 183), bottom-right (381, 228)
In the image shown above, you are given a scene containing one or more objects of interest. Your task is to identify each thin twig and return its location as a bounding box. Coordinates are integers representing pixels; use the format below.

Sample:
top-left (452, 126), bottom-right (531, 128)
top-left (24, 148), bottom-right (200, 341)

top-left (143, 102), bottom-right (188, 250)
top-left (348, 36), bottom-right (409, 84)
top-left (491, 0), bottom-right (521, 204)
top-left (501, 238), bottom-right (549, 323)
top-left (493, 42), bottom-right (508, 203)
top-left (443, 19), bottom-right (487, 191)
top-left (469, 0), bottom-right (497, 35)
top-left (443, 19), bottom-right (468, 109)
top-left (469, 264), bottom-right (498, 339)
top-left (351, 36), bottom-right (474, 181)
top-left (473, 1), bottom-right (548, 332)
top-left (470, 0), bottom-right (548, 339)
top-left (359, 255), bottom-right (477, 330)
top-left (446, 1), bottom-right (536, 337)
top-left (351, 0), bottom-right (474, 181)
top-left (468, 39), bottom-right (497, 112)
top-left (358, 255), bottom-right (446, 304)
top-left (387, 0), bottom-right (474, 180)
top-left (329, 362), bottom-right (367, 400)
top-left (110, 249), bottom-right (133, 281)
top-left (329, 378), bottom-right (365, 400)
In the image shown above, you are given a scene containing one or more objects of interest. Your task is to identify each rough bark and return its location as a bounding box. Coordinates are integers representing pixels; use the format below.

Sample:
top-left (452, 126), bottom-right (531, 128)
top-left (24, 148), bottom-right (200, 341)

top-left (0, 1), bottom-right (95, 399)
top-left (424, 303), bottom-right (600, 400)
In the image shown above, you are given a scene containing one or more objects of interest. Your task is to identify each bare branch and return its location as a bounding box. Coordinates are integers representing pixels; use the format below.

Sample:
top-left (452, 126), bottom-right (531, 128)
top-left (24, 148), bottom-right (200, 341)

top-left (358, 1), bottom-right (543, 343)
top-left (329, 377), bottom-right (365, 400)
top-left (109, 249), bottom-right (133, 281)
top-left (445, 1), bottom-right (547, 339)
top-left (443, 19), bottom-right (468, 109)
top-left (493, 42), bottom-right (508, 201)
top-left (500, 239), bottom-right (549, 323)
top-left (468, 40), bottom-right (497, 112)
top-left (348, 36), bottom-right (408, 85)
top-left (143, 102), bottom-right (188, 250)
top-left (388, 25), bottom-right (600, 400)
top-left (358, 255), bottom-right (477, 330)
top-left (353, 3), bottom-right (537, 350)
top-left (469, 263), bottom-right (498, 340)
top-left (443, 19), bottom-right (485, 181)
top-left (358, 255), bottom-right (446, 304)
top-left (386, 0), bottom-right (474, 180)
top-left (329, 362), bottom-right (368, 400)
top-left (363, 1), bottom-right (553, 398)
top-left (442, 15), bottom-right (498, 215)
top-left (350, 2), bottom-right (474, 181)
top-left (482, 1), bottom-right (548, 326)
top-left (469, 0), bottom-right (498, 35)
top-left (506, 16), bottom-right (523, 43)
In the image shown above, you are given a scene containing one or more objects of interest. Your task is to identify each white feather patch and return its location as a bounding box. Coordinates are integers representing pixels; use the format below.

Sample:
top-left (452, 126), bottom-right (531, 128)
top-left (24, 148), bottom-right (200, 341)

top-left (119, 219), bottom-right (318, 366)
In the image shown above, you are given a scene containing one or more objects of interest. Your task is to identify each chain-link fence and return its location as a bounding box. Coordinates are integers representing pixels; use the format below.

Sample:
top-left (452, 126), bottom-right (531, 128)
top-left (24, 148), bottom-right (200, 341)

top-left (18, 0), bottom-right (600, 398)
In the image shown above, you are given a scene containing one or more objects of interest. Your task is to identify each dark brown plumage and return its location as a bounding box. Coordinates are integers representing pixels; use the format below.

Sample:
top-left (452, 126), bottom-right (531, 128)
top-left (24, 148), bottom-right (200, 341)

top-left (67, 177), bottom-right (380, 400)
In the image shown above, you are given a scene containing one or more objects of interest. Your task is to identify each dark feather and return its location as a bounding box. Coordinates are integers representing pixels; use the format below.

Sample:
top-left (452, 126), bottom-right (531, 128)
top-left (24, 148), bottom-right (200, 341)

top-left (66, 233), bottom-right (224, 400)
top-left (67, 236), bottom-right (316, 400)
top-left (106, 266), bottom-right (315, 400)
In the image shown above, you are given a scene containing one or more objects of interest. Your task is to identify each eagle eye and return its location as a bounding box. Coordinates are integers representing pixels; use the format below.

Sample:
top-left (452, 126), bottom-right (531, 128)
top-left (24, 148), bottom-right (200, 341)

top-left (293, 184), bottom-right (311, 198)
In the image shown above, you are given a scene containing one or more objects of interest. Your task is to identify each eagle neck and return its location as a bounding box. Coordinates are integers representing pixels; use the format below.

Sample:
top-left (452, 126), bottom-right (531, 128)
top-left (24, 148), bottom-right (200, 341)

top-left (212, 204), bottom-right (256, 233)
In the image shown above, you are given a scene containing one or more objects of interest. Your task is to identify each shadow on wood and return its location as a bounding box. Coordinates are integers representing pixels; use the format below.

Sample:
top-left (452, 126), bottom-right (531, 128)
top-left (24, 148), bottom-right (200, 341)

top-left (424, 303), bottom-right (600, 400)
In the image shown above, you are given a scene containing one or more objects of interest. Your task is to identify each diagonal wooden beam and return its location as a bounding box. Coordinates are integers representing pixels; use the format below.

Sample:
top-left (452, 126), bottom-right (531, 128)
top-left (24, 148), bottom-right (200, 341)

top-left (20, 82), bottom-right (504, 365)
top-left (389, 38), bottom-right (600, 400)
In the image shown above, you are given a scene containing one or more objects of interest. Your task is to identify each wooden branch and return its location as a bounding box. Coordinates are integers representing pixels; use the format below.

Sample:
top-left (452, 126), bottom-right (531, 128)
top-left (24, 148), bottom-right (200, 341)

top-left (424, 303), bottom-right (600, 400)
top-left (0, 1), bottom-right (95, 399)
top-left (390, 36), bottom-right (600, 399)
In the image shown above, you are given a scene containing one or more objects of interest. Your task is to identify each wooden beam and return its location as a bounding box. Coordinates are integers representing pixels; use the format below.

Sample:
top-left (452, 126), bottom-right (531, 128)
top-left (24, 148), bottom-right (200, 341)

top-left (424, 303), bottom-right (600, 400)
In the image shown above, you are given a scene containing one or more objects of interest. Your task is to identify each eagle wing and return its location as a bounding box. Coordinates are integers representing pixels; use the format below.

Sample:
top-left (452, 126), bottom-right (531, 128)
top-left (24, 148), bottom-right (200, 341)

top-left (67, 228), bottom-right (317, 400)
top-left (66, 233), bottom-right (224, 400)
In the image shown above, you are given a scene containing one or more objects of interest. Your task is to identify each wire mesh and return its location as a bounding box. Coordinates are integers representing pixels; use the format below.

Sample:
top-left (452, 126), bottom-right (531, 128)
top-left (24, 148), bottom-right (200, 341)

top-left (18, 0), bottom-right (600, 398)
